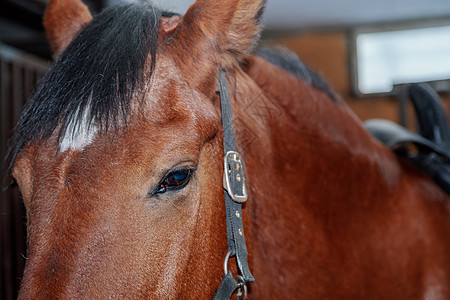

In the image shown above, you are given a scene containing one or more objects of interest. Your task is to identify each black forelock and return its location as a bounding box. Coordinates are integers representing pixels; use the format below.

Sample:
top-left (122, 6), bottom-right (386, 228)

top-left (6, 2), bottom-right (175, 173)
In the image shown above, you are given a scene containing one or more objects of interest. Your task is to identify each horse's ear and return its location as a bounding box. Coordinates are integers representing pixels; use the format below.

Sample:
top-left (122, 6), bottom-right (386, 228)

top-left (169, 0), bottom-right (265, 68)
top-left (44, 0), bottom-right (93, 57)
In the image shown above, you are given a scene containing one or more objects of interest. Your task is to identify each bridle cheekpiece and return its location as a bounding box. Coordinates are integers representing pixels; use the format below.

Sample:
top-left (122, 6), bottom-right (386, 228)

top-left (213, 69), bottom-right (255, 300)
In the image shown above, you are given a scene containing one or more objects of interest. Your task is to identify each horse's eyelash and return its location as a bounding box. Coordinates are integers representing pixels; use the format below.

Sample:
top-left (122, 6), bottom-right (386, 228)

top-left (149, 166), bottom-right (196, 197)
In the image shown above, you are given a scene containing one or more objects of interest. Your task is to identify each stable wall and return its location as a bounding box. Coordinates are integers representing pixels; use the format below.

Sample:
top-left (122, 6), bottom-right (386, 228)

top-left (264, 30), bottom-right (423, 124)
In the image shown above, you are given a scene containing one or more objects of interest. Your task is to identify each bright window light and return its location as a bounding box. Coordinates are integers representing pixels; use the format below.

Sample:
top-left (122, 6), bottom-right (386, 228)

top-left (356, 26), bottom-right (450, 94)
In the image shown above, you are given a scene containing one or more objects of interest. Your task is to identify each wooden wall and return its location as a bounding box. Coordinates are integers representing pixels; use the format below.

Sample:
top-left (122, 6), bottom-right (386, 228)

top-left (264, 30), bottom-right (448, 125)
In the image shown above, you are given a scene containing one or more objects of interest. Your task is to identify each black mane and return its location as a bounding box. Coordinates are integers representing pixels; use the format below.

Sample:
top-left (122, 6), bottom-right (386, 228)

top-left (6, 2), bottom-right (176, 173)
top-left (254, 47), bottom-right (338, 101)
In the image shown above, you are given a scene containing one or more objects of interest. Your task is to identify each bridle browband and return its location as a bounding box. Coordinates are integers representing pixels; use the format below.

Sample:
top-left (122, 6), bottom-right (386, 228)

top-left (213, 69), bottom-right (254, 300)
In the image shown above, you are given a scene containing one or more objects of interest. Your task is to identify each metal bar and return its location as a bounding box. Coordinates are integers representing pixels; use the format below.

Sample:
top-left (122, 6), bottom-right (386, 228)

top-left (0, 44), bottom-right (49, 73)
top-left (12, 63), bottom-right (22, 127)
top-left (1, 58), bottom-right (14, 300)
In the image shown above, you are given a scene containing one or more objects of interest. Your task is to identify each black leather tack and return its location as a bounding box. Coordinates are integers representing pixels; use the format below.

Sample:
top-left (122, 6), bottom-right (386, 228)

top-left (217, 69), bottom-right (255, 286)
top-left (212, 272), bottom-right (240, 300)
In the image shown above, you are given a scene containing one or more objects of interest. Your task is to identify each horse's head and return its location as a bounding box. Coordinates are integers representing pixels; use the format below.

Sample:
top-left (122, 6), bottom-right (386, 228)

top-left (11, 0), bottom-right (265, 298)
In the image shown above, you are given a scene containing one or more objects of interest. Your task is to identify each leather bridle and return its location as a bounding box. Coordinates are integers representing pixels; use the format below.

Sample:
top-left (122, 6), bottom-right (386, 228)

top-left (213, 69), bottom-right (254, 300)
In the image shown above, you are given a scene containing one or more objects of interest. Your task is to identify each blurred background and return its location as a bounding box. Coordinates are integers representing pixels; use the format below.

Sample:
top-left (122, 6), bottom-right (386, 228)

top-left (1, 0), bottom-right (450, 298)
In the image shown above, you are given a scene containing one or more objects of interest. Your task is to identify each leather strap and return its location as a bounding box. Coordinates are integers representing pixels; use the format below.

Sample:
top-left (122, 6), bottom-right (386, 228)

top-left (219, 69), bottom-right (237, 152)
top-left (212, 272), bottom-right (240, 300)
top-left (213, 69), bottom-right (254, 299)
top-left (408, 83), bottom-right (450, 148)
top-left (365, 119), bottom-right (450, 195)
top-left (365, 119), bottom-right (450, 161)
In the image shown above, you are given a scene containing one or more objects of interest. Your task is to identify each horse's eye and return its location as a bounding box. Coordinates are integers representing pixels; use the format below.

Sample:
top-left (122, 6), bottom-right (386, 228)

top-left (155, 168), bottom-right (194, 194)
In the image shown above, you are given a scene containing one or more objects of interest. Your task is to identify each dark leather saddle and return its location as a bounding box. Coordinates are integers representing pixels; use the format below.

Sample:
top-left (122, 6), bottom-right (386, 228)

top-left (365, 83), bottom-right (450, 195)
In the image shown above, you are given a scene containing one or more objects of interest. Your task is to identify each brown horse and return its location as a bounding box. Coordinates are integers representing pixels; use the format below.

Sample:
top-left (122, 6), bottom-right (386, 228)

top-left (8, 0), bottom-right (450, 298)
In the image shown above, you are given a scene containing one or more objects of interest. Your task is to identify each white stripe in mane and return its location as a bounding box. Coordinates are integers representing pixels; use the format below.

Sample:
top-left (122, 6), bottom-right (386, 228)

top-left (60, 108), bottom-right (98, 152)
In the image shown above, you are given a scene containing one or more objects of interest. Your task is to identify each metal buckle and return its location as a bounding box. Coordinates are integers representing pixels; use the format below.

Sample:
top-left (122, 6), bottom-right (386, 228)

top-left (223, 151), bottom-right (248, 203)
top-left (235, 276), bottom-right (248, 300)
top-left (223, 250), bottom-right (248, 300)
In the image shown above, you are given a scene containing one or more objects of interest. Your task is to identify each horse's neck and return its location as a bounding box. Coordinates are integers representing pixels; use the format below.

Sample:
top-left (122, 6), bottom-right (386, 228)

top-left (235, 55), bottom-right (402, 294)
top-left (236, 55), bottom-right (400, 196)
top-left (234, 56), bottom-right (450, 299)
